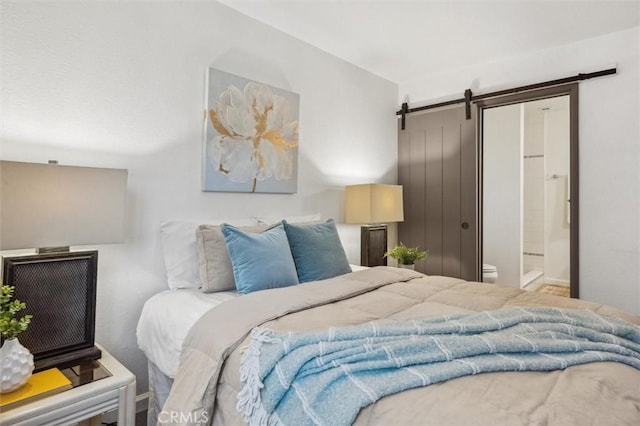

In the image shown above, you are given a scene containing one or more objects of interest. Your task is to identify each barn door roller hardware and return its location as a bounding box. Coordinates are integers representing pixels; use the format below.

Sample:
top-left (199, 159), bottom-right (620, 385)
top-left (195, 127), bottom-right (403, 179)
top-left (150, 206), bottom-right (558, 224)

top-left (397, 67), bottom-right (617, 129)
top-left (464, 89), bottom-right (472, 120)
top-left (400, 102), bottom-right (409, 130)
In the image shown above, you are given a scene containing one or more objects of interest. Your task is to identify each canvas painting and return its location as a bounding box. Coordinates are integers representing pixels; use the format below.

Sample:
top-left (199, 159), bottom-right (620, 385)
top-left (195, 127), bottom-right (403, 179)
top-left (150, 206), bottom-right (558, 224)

top-left (203, 68), bottom-right (299, 193)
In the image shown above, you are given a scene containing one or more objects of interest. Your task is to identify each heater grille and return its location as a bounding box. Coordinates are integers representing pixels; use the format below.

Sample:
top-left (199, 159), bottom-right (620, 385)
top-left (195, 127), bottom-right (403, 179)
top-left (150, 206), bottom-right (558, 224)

top-left (2, 251), bottom-right (98, 364)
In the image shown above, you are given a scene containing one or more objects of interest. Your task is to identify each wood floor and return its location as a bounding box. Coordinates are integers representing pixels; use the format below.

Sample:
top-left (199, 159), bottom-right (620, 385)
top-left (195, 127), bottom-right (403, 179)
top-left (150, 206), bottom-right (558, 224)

top-left (536, 284), bottom-right (570, 298)
top-left (136, 410), bottom-right (147, 426)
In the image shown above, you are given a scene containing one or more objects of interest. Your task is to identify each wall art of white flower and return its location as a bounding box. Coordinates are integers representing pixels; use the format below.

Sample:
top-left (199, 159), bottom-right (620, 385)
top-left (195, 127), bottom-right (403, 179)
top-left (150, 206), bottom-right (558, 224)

top-left (203, 68), bottom-right (299, 193)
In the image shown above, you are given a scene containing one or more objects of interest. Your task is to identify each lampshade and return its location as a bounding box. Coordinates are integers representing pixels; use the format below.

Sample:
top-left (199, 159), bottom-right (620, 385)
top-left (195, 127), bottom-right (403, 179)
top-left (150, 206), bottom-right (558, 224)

top-left (0, 161), bottom-right (128, 250)
top-left (345, 183), bottom-right (404, 224)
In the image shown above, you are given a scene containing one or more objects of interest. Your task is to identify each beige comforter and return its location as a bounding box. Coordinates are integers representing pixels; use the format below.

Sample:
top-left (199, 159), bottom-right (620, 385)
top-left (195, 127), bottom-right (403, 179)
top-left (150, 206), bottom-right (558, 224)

top-left (161, 267), bottom-right (640, 425)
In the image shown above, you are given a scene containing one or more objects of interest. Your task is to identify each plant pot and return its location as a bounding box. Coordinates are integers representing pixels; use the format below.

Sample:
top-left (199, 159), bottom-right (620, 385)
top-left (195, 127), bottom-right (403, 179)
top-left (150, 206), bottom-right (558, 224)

top-left (0, 337), bottom-right (34, 393)
top-left (399, 263), bottom-right (415, 270)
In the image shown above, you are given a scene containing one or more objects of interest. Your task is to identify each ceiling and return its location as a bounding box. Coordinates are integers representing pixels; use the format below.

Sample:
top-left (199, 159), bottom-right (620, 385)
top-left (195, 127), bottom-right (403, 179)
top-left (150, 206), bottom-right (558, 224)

top-left (218, 0), bottom-right (640, 84)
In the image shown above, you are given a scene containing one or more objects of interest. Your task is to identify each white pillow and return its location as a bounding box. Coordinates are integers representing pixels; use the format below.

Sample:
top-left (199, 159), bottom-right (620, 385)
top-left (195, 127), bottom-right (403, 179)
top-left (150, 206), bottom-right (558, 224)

top-left (255, 213), bottom-right (322, 226)
top-left (159, 218), bottom-right (257, 289)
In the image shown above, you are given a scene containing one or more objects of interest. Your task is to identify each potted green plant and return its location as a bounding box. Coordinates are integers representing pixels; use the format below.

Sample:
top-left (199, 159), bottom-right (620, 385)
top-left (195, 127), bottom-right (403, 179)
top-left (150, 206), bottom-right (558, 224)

top-left (0, 284), bottom-right (34, 393)
top-left (384, 243), bottom-right (428, 270)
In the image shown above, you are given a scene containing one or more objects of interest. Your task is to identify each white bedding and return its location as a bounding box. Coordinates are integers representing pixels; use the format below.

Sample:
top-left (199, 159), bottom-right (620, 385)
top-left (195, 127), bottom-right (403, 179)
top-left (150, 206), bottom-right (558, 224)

top-left (136, 265), bottom-right (366, 378)
top-left (136, 289), bottom-right (237, 377)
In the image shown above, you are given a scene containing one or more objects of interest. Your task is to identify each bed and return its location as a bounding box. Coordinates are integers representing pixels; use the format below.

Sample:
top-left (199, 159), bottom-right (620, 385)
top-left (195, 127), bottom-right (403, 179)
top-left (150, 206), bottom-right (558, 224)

top-left (139, 219), bottom-right (640, 426)
top-left (137, 288), bottom-right (238, 421)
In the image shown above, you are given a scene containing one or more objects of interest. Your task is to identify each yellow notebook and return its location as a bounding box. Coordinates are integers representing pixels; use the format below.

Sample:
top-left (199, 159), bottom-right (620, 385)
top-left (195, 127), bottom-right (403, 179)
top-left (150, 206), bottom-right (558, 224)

top-left (0, 368), bottom-right (73, 411)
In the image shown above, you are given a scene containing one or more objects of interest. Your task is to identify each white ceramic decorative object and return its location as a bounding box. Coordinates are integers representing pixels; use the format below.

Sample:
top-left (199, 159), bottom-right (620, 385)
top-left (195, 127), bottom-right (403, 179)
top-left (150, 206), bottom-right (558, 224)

top-left (0, 337), bottom-right (34, 393)
top-left (399, 264), bottom-right (415, 270)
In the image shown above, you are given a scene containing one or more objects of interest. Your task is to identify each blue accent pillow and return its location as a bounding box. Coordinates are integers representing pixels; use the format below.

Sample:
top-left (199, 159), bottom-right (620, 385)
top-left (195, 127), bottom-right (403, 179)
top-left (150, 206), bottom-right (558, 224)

top-left (221, 223), bottom-right (299, 294)
top-left (283, 219), bottom-right (352, 283)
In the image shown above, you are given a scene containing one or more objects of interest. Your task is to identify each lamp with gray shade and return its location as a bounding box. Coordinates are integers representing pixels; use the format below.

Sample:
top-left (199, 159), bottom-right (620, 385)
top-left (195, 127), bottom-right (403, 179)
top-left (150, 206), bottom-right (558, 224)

top-left (0, 160), bottom-right (127, 371)
top-left (345, 183), bottom-right (404, 267)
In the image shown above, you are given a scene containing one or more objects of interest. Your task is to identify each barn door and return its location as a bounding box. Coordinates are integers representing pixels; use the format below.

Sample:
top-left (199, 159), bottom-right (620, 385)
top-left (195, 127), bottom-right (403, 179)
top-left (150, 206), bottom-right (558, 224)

top-left (398, 105), bottom-right (478, 280)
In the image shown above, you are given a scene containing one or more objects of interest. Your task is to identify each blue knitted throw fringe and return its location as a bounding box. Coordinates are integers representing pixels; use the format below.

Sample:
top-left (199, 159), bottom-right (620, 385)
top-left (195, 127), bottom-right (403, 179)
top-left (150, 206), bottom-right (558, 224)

top-left (236, 307), bottom-right (640, 426)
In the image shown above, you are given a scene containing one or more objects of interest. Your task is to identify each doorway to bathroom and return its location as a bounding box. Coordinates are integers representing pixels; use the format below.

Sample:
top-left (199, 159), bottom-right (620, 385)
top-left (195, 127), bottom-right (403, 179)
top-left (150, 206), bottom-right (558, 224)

top-left (478, 84), bottom-right (578, 298)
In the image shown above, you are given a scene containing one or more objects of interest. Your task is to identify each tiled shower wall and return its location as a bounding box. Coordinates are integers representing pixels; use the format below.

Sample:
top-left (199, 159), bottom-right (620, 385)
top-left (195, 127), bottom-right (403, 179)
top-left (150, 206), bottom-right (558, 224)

top-left (523, 108), bottom-right (545, 274)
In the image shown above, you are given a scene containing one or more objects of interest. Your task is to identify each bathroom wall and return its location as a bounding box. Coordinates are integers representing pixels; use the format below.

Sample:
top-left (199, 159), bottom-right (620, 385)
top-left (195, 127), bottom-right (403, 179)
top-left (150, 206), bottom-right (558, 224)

top-left (544, 102), bottom-right (571, 285)
top-left (482, 103), bottom-right (523, 288)
top-left (522, 105), bottom-right (545, 277)
top-left (522, 96), bottom-right (570, 288)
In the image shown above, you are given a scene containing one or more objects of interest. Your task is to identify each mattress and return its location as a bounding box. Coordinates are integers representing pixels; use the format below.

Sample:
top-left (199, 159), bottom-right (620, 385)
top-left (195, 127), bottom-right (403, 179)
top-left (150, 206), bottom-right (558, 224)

top-left (136, 288), bottom-right (237, 377)
top-left (137, 266), bottom-right (365, 378)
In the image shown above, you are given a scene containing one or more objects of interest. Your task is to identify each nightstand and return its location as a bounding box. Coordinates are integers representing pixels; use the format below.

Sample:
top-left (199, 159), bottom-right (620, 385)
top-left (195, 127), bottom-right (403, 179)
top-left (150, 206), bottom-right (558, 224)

top-left (0, 344), bottom-right (136, 425)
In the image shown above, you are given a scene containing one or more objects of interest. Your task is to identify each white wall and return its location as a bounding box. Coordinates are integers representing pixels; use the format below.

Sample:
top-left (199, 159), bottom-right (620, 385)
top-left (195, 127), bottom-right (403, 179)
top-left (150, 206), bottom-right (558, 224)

top-left (544, 105), bottom-right (571, 285)
top-left (1, 1), bottom-right (398, 394)
top-left (483, 104), bottom-right (523, 288)
top-left (400, 27), bottom-right (640, 315)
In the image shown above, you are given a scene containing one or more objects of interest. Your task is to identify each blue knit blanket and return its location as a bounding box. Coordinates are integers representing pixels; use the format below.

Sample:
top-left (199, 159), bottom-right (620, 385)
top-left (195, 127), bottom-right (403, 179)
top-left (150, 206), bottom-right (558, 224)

top-left (237, 307), bottom-right (640, 426)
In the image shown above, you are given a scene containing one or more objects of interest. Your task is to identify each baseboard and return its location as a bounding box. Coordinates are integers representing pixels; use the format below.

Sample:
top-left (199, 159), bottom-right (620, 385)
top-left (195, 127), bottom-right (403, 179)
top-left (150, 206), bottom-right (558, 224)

top-left (101, 391), bottom-right (149, 423)
top-left (545, 278), bottom-right (570, 286)
top-left (136, 392), bottom-right (150, 413)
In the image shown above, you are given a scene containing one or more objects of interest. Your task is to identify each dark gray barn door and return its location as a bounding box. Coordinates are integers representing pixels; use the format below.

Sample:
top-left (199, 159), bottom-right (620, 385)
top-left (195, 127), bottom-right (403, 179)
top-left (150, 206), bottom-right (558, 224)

top-left (398, 105), bottom-right (478, 280)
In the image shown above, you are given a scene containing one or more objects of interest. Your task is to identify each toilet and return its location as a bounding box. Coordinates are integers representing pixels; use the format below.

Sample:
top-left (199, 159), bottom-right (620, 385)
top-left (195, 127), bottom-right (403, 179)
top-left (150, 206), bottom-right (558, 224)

top-left (482, 264), bottom-right (498, 283)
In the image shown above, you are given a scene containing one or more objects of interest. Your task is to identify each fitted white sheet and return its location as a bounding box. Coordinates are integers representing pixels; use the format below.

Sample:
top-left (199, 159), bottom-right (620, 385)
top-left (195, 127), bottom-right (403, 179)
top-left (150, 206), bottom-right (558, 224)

top-left (136, 289), bottom-right (237, 377)
top-left (137, 265), bottom-right (367, 379)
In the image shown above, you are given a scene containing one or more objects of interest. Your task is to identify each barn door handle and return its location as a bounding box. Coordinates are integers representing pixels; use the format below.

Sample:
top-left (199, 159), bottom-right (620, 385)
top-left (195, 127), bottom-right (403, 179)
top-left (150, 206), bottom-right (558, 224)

top-left (461, 222), bottom-right (469, 230)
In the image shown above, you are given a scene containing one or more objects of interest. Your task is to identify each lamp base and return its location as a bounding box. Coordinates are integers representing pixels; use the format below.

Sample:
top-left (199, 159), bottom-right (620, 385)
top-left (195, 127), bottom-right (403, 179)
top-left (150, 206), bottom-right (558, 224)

top-left (360, 225), bottom-right (388, 267)
top-left (34, 345), bottom-right (101, 373)
top-left (2, 251), bottom-right (100, 372)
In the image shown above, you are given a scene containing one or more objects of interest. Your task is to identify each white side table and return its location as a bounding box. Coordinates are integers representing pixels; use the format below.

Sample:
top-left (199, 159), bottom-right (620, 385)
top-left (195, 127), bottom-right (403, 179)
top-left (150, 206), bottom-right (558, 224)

top-left (0, 344), bottom-right (136, 426)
